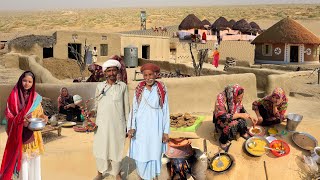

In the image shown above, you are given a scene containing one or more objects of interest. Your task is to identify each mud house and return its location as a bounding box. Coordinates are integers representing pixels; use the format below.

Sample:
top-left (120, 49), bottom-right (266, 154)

top-left (251, 17), bottom-right (320, 64)
top-left (8, 35), bottom-right (56, 60)
top-left (8, 31), bottom-right (170, 62)
top-left (53, 31), bottom-right (120, 63)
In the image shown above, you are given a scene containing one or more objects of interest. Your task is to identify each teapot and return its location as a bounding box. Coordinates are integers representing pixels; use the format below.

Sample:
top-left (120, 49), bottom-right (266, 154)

top-left (49, 114), bottom-right (58, 126)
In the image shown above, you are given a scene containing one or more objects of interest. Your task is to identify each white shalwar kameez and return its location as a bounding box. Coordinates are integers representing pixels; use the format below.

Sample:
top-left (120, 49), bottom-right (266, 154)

top-left (128, 83), bottom-right (170, 180)
top-left (93, 80), bottom-right (129, 176)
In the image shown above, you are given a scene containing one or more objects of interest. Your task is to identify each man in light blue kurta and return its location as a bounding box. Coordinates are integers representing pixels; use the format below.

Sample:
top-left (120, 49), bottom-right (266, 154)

top-left (127, 63), bottom-right (170, 180)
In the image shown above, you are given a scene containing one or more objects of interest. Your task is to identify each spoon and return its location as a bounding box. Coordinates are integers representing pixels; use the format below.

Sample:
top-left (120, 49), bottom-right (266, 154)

top-left (217, 148), bottom-right (224, 168)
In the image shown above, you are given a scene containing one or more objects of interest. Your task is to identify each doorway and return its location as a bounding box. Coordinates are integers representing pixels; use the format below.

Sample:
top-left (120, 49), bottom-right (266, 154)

top-left (142, 45), bottom-right (150, 59)
top-left (290, 46), bottom-right (299, 63)
top-left (170, 48), bottom-right (177, 62)
top-left (43, 47), bottom-right (53, 58)
top-left (68, 43), bottom-right (81, 60)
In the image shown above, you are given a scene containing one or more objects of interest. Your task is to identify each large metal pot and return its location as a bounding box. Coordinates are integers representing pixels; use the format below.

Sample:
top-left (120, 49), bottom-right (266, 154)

top-left (28, 118), bottom-right (46, 131)
top-left (286, 113), bottom-right (303, 131)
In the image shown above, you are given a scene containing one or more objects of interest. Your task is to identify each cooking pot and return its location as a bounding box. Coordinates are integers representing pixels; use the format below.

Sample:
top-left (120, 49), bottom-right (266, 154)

top-left (28, 118), bottom-right (46, 131)
top-left (165, 138), bottom-right (194, 158)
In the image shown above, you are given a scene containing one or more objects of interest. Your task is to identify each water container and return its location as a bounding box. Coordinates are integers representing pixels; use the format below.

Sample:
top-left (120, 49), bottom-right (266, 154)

top-left (124, 46), bottom-right (138, 68)
top-left (286, 113), bottom-right (303, 131)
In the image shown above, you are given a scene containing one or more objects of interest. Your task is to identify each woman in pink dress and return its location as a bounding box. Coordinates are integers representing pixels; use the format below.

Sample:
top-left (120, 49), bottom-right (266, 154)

top-left (212, 48), bottom-right (220, 68)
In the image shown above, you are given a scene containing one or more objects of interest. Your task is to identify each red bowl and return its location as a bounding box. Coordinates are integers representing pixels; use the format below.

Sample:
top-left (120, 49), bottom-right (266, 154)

top-left (269, 140), bottom-right (290, 157)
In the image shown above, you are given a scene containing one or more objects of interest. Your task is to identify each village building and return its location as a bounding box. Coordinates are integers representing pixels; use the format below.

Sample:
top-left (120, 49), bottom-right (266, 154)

top-left (251, 17), bottom-right (320, 64)
top-left (211, 17), bottom-right (260, 42)
top-left (8, 31), bottom-right (170, 63)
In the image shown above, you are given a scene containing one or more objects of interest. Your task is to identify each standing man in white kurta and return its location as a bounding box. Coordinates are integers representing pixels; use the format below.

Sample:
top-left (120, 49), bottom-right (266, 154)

top-left (92, 59), bottom-right (129, 180)
top-left (92, 47), bottom-right (98, 63)
top-left (127, 63), bottom-right (170, 180)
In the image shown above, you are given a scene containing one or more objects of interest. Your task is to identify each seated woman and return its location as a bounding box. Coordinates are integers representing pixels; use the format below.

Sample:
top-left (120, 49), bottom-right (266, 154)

top-left (57, 87), bottom-right (82, 122)
top-left (213, 84), bottom-right (256, 149)
top-left (252, 87), bottom-right (288, 126)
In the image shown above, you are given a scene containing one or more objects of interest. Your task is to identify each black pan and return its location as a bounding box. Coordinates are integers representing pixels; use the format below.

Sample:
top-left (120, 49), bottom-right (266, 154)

top-left (202, 139), bottom-right (234, 173)
top-left (208, 152), bottom-right (234, 173)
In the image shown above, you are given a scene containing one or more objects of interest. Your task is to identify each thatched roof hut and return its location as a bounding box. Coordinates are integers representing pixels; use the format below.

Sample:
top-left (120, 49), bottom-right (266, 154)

top-left (202, 19), bottom-right (211, 26)
top-left (9, 34), bottom-right (56, 51)
top-left (228, 19), bottom-right (236, 28)
top-left (211, 17), bottom-right (229, 30)
top-left (232, 19), bottom-right (251, 32)
top-left (178, 14), bottom-right (204, 30)
top-left (252, 17), bottom-right (320, 44)
top-left (249, 21), bottom-right (261, 30)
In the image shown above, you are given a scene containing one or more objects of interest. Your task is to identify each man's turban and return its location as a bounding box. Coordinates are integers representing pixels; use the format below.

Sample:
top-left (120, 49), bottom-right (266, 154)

top-left (140, 63), bottom-right (160, 73)
top-left (102, 59), bottom-right (121, 72)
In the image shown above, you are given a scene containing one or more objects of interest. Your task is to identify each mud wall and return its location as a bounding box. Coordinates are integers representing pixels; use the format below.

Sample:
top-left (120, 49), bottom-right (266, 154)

top-left (0, 73), bottom-right (257, 120)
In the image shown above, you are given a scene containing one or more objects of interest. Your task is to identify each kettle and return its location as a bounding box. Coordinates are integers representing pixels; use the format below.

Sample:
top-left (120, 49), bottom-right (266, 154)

top-left (311, 147), bottom-right (320, 164)
top-left (49, 114), bottom-right (58, 126)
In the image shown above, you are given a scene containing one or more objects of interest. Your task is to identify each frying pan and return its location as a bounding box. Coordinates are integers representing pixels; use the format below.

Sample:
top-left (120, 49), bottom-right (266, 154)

top-left (203, 139), bottom-right (234, 173)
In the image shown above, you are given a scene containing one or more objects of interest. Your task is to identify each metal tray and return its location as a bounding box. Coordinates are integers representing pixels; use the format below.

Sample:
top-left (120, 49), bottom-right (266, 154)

top-left (245, 136), bottom-right (269, 156)
top-left (292, 132), bottom-right (318, 151)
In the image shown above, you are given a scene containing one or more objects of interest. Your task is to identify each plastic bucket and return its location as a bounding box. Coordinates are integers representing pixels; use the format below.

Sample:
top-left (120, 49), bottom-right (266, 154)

top-left (286, 113), bottom-right (303, 131)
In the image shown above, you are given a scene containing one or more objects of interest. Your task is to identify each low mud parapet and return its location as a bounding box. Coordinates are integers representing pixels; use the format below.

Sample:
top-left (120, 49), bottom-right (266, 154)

top-left (0, 73), bottom-right (257, 120)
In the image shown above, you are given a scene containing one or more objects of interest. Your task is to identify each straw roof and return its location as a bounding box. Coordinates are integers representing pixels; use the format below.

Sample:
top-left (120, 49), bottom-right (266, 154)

top-left (211, 17), bottom-right (229, 30)
top-left (232, 19), bottom-right (251, 32)
top-left (252, 17), bottom-right (320, 44)
top-left (228, 19), bottom-right (236, 28)
top-left (202, 19), bottom-right (211, 26)
top-left (9, 34), bottom-right (56, 51)
top-left (178, 14), bottom-right (204, 30)
top-left (249, 21), bottom-right (261, 30)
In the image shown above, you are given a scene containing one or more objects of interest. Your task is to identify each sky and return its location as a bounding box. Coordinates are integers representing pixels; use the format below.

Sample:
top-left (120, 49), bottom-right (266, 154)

top-left (0, 0), bottom-right (319, 10)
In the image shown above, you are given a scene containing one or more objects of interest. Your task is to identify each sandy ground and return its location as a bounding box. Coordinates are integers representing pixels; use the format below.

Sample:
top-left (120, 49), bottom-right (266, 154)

top-left (0, 97), bottom-right (319, 180)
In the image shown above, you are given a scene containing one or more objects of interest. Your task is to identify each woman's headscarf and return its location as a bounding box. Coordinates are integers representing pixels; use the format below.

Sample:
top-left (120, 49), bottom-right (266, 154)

top-left (0, 71), bottom-right (37, 180)
top-left (58, 87), bottom-right (72, 107)
top-left (265, 87), bottom-right (288, 109)
top-left (215, 84), bottom-right (244, 118)
top-left (269, 87), bottom-right (287, 103)
top-left (252, 87), bottom-right (288, 121)
top-left (110, 55), bottom-right (128, 84)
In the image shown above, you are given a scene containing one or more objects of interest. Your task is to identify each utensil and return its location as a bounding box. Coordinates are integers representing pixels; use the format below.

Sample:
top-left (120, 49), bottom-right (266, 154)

top-left (248, 126), bottom-right (265, 137)
top-left (61, 121), bottom-right (77, 127)
top-left (292, 132), bottom-right (318, 151)
top-left (217, 149), bottom-right (224, 168)
top-left (311, 147), bottom-right (320, 164)
top-left (209, 152), bottom-right (233, 173)
top-left (203, 139), bottom-right (207, 155)
top-left (286, 113), bottom-right (303, 131)
top-left (264, 146), bottom-right (285, 154)
top-left (225, 142), bottom-right (232, 153)
top-left (248, 141), bottom-right (284, 154)
top-left (245, 136), bottom-right (269, 157)
top-left (264, 161), bottom-right (269, 180)
top-left (28, 118), bottom-right (46, 131)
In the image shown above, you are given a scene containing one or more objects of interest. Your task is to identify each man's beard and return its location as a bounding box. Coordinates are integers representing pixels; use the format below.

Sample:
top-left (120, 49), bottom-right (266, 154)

top-left (146, 79), bottom-right (155, 86)
top-left (107, 75), bottom-right (116, 80)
